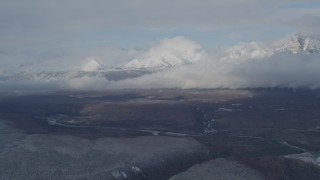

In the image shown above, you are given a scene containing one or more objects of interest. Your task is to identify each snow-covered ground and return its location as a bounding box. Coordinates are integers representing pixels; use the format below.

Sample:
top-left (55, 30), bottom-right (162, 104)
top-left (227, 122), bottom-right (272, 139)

top-left (0, 118), bottom-right (209, 179)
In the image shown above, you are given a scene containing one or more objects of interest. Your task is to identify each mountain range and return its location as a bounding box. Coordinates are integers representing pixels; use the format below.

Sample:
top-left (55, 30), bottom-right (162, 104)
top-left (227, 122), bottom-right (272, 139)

top-left (1, 33), bottom-right (320, 82)
top-left (221, 33), bottom-right (320, 62)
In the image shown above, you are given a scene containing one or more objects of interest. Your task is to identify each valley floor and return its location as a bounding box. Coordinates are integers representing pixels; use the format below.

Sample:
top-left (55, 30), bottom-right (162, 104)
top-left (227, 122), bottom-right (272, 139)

top-left (0, 89), bottom-right (320, 179)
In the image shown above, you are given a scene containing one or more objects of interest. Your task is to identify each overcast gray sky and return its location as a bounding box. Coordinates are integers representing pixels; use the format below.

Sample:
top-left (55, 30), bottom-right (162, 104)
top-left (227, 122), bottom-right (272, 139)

top-left (1, 0), bottom-right (320, 70)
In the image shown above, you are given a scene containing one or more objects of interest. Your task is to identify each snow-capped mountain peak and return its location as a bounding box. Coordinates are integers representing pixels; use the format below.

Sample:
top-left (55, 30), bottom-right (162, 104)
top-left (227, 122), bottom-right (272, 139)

top-left (122, 37), bottom-right (207, 70)
top-left (220, 33), bottom-right (320, 63)
top-left (220, 41), bottom-right (272, 61)
top-left (80, 58), bottom-right (105, 72)
top-left (276, 33), bottom-right (320, 54)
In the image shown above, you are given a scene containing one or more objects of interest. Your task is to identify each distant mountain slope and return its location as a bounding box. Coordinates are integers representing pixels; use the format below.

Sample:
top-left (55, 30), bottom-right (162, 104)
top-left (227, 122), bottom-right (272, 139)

top-left (220, 42), bottom-right (272, 61)
top-left (0, 59), bottom-right (151, 82)
top-left (276, 33), bottom-right (320, 54)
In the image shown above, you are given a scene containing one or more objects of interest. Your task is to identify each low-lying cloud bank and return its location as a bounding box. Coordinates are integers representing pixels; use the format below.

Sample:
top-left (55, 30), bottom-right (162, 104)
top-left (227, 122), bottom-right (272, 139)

top-left (112, 53), bottom-right (320, 89)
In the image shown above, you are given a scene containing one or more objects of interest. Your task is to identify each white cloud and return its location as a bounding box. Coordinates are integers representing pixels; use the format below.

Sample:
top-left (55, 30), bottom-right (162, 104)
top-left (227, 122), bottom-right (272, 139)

top-left (112, 52), bottom-right (320, 89)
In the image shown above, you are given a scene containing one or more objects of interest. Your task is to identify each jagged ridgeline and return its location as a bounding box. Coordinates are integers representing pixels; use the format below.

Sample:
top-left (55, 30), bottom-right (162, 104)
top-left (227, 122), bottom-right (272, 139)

top-left (0, 33), bottom-right (320, 84)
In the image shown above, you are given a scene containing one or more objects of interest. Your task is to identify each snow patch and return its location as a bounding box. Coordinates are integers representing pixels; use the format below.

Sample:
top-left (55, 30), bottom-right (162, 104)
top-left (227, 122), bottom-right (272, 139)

top-left (217, 108), bottom-right (233, 112)
top-left (111, 170), bottom-right (127, 179)
top-left (131, 166), bottom-right (142, 174)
